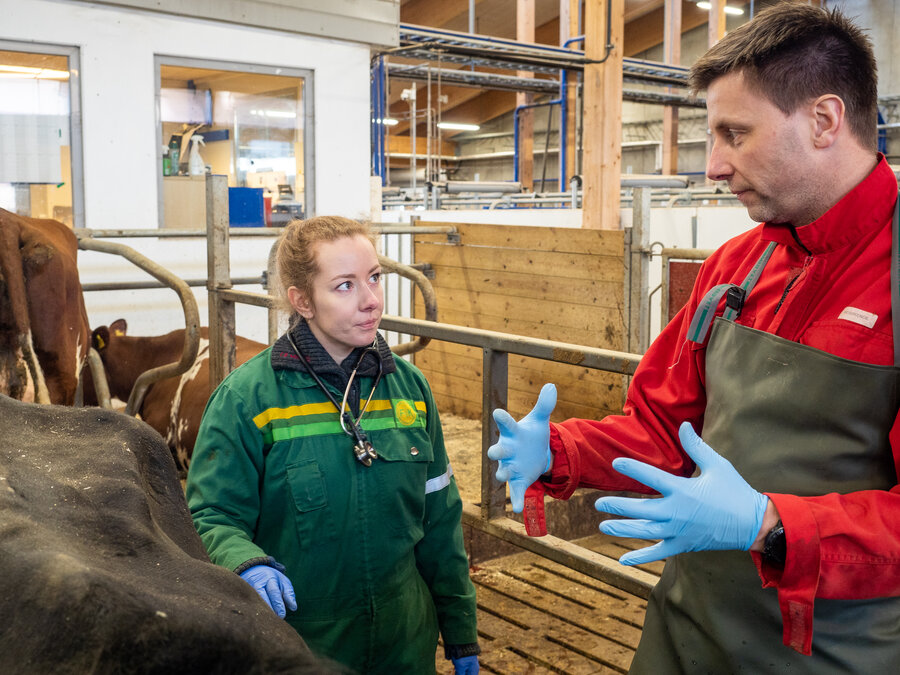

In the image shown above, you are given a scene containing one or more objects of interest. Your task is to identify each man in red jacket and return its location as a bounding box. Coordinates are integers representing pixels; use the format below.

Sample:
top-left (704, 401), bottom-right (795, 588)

top-left (488, 5), bottom-right (900, 673)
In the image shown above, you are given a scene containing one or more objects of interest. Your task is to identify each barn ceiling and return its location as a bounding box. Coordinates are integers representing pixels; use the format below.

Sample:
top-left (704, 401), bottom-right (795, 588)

top-left (391, 0), bottom-right (739, 137)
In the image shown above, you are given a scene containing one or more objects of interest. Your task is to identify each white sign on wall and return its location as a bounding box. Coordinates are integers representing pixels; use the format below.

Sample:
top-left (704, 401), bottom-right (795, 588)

top-left (0, 113), bottom-right (67, 183)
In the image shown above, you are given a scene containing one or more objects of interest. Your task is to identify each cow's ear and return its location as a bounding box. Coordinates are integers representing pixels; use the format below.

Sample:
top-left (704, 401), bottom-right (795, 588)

top-left (110, 318), bottom-right (127, 336)
top-left (92, 326), bottom-right (110, 352)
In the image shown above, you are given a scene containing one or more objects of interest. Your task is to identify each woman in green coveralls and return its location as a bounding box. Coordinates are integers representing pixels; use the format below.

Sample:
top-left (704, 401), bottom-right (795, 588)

top-left (186, 216), bottom-right (480, 674)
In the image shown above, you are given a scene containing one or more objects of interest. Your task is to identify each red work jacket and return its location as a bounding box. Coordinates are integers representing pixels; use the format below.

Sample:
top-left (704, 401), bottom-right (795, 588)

top-left (546, 155), bottom-right (900, 649)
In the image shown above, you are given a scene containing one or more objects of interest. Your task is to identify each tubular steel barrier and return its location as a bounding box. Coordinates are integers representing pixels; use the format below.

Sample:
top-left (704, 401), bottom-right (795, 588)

top-left (206, 175), bottom-right (657, 596)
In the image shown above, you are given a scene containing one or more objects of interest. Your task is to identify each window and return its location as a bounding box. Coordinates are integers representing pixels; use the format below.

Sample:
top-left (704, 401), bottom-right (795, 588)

top-left (0, 43), bottom-right (82, 227)
top-left (157, 58), bottom-right (313, 229)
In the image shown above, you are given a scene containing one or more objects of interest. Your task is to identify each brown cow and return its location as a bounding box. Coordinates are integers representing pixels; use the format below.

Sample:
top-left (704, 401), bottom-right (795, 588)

top-left (0, 208), bottom-right (89, 404)
top-left (86, 318), bottom-right (266, 473)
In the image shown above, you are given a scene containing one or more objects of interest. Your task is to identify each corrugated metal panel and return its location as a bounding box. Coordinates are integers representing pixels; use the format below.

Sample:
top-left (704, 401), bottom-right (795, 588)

top-left (66, 0), bottom-right (399, 47)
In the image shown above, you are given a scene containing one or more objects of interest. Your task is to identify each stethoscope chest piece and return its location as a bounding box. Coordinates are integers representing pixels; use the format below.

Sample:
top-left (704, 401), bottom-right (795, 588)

top-left (344, 411), bottom-right (378, 466)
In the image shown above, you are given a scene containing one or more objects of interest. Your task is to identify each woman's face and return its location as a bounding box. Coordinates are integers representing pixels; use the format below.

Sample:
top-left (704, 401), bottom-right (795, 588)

top-left (288, 234), bottom-right (383, 363)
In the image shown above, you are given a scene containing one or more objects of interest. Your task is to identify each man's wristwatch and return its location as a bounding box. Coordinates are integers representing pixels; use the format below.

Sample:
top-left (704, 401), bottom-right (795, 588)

top-left (762, 520), bottom-right (786, 568)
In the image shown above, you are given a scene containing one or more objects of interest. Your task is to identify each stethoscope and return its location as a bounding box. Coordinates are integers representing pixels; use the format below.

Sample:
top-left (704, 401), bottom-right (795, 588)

top-left (286, 331), bottom-right (384, 466)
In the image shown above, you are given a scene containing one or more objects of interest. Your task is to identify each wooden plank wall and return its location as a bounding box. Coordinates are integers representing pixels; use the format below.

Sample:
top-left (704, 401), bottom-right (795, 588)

top-left (412, 222), bottom-right (627, 423)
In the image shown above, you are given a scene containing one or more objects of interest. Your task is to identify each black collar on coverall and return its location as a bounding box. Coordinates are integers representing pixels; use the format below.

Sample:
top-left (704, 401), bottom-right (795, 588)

top-left (270, 318), bottom-right (396, 416)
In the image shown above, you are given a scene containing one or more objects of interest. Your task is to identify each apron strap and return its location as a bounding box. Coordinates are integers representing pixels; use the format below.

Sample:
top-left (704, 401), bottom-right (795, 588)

top-left (892, 192), bottom-right (900, 365)
top-left (688, 242), bottom-right (777, 344)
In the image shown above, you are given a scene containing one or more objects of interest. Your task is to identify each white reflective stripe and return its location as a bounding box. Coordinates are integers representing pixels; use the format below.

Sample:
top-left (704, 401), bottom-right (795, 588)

top-left (425, 463), bottom-right (454, 495)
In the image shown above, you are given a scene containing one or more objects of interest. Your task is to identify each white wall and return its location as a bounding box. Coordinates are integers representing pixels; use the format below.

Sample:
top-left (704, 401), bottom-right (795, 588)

top-left (2, 0), bottom-right (373, 343)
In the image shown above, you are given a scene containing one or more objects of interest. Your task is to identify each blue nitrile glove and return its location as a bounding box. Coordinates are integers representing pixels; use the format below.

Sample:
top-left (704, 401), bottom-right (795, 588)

top-left (451, 655), bottom-right (480, 674)
top-left (487, 383), bottom-right (557, 513)
top-left (239, 565), bottom-right (298, 618)
top-left (594, 421), bottom-right (768, 566)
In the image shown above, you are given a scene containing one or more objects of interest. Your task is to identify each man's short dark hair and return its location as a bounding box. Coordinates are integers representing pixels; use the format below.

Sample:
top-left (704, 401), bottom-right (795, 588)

top-left (689, 4), bottom-right (878, 149)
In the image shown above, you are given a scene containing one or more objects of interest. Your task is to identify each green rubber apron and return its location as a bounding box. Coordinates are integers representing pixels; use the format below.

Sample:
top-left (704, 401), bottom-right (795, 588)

top-left (630, 197), bottom-right (900, 674)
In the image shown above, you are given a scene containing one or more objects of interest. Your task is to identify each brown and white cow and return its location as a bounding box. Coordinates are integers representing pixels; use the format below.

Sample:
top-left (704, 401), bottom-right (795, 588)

top-left (0, 208), bottom-right (89, 404)
top-left (86, 318), bottom-right (266, 473)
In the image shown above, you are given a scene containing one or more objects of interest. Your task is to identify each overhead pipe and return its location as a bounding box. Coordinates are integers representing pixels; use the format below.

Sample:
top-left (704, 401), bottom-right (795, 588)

top-left (559, 35), bottom-right (585, 192)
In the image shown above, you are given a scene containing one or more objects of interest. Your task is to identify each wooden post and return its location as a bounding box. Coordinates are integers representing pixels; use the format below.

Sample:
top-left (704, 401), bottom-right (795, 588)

top-left (482, 348), bottom-right (509, 521)
top-left (661, 0), bottom-right (682, 176)
top-left (517, 0), bottom-right (535, 191)
top-left (705, 0), bottom-right (726, 182)
top-left (562, 0), bottom-right (580, 186)
top-left (582, 0), bottom-right (624, 230)
top-left (206, 173), bottom-right (235, 389)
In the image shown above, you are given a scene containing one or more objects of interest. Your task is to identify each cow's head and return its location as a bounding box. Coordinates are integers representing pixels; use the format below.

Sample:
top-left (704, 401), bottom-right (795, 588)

top-left (91, 318), bottom-right (128, 354)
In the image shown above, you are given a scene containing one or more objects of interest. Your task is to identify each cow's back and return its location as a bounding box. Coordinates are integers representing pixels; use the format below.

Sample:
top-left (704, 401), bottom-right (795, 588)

top-left (0, 394), bottom-right (337, 674)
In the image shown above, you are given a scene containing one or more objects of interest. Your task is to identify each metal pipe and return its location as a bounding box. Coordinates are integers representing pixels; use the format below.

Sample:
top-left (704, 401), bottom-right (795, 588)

top-left (80, 276), bottom-right (262, 292)
top-left (514, 98), bottom-right (562, 182)
top-left (77, 236), bottom-right (200, 417)
top-left (444, 180), bottom-right (523, 194)
top-left (81, 228), bottom-right (283, 238)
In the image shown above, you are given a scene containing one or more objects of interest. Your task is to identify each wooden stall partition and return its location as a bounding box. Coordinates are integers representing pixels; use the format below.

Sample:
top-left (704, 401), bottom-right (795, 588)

top-left (412, 222), bottom-right (627, 424)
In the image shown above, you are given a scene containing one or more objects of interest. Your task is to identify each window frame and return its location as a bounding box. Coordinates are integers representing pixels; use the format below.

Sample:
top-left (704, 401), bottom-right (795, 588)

top-left (154, 55), bottom-right (316, 228)
top-left (0, 39), bottom-right (84, 228)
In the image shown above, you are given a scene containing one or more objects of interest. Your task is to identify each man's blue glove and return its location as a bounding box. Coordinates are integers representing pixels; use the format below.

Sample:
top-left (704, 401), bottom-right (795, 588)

top-left (451, 655), bottom-right (480, 674)
top-left (239, 564), bottom-right (298, 618)
top-left (487, 383), bottom-right (557, 513)
top-left (594, 421), bottom-right (768, 566)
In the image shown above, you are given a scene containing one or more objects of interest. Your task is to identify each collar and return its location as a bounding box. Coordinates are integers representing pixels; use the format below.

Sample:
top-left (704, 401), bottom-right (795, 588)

top-left (270, 319), bottom-right (396, 387)
top-left (761, 154), bottom-right (897, 255)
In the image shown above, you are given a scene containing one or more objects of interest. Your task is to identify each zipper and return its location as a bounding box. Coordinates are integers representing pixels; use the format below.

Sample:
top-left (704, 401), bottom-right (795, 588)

top-left (773, 225), bottom-right (813, 316)
top-left (774, 256), bottom-right (813, 316)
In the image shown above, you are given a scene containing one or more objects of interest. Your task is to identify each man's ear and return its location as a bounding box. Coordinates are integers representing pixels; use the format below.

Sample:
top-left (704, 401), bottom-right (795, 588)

top-left (812, 94), bottom-right (844, 149)
top-left (287, 286), bottom-right (314, 319)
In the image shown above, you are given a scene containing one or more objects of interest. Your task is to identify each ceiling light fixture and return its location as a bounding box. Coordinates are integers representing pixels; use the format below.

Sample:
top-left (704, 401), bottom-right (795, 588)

top-left (696, 2), bottom-right (744, 15)
top-left (0, 65), bottom-right (70, 80)
top-left (437, 121), bottom-right (480, 131)
top-left (377, 118), bottom-right (399, 126)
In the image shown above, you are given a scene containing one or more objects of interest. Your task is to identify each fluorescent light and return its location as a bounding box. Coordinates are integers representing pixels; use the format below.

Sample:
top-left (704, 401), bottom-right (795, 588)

top-left (437, 122), bottom-right (480, 131)
top-left (377, 118), bottom-right (399, 126)
top-left (249, 109), bottom-right (296, 118)
top-left (0, 65), bottom-right (69, 80)
top-left (697, 2), bottom-right (744, 15)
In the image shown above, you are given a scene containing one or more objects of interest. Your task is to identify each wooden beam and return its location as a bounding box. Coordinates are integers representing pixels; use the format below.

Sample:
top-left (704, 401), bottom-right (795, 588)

top-left (400, 0), bottom-right (484, 30)
top-left (386, 135), bottom-right (457, 167)
top-left (563, 0), bottom-right (580, 184)
top-left (705, 0), bottom-right (726, 183)
top-left (708, 0), bottom-right (726, 46)
top-left (517, 0), bottom-right (536, 190)
top-left (582, 0), bottom-right (624, 230)
top-left (624, 1), bottom-right (708, 56)
top-left (661, 0), bottom-right (682, 176)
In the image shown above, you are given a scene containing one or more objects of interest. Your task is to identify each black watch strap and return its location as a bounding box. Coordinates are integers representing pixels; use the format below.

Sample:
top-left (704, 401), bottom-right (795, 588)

top-left (762, 520), bottom-right (786, 568)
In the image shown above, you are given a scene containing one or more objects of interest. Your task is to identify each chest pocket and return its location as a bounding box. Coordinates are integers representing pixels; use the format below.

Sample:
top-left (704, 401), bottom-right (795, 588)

top-left (801, 319), bottom-right (894, 366)
top-left (286, 458), bottom-right (339, 546)
top-left (369, 426), bottom-right (434, 536)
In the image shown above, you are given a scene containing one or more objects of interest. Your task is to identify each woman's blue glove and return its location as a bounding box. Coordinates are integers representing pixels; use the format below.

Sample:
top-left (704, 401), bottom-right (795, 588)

top-left (594, 421), bottom-right (768, 566)
top-left (451, 655), bottom-right (480, 674)
top-left (239, 564), bottom-right (298, 618)
top-left (487, 383), bottom-right (556, 513)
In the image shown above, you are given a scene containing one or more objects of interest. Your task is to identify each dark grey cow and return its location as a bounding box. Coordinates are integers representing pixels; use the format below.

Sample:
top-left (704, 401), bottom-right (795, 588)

top-left (0, 394), bottom-right (345, 675)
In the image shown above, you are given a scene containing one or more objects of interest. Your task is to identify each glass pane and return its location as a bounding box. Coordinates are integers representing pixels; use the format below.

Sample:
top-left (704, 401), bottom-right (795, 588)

top-left (159, 64), bottom-right (306, 229)
top-left (0, 50), bottom-right (74, 226)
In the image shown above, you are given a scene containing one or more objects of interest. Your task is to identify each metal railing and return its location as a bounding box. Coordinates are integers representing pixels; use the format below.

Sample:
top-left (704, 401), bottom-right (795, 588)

top-left (205, 174), bottom-right (657, 597)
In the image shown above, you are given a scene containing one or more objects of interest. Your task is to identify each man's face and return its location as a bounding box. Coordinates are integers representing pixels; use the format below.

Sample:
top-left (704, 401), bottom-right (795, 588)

top-left (705, 71), bottom-right (817, 225)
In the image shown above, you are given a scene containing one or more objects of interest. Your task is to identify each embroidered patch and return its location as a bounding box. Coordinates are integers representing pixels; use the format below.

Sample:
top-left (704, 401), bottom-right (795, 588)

top-left (395, 400), bottom-right (418, 426)
top-left (838, 307), bottom-right (877, 329)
